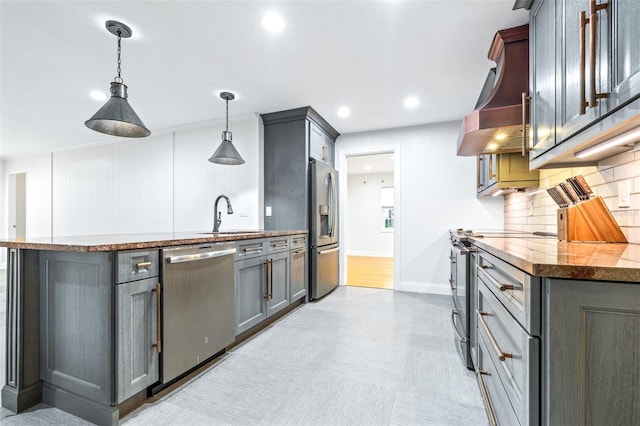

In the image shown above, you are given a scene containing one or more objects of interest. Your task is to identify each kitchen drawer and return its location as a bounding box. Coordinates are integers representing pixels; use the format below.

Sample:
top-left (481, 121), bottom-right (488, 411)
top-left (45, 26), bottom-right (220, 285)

top-left (477, 281), bottom-right (539, 425)
top-left (116, 249), bottom-right (159, 284)
top-left (290, 234), bottom-right (308, 250)
top-left (477, 250), bottom-right (540, 335)
top-left (267, 236), bottom-right (290, 254)
top-left (235, 239), bottom-right (266, 261)
top-left (477, 333), bottom-right (520, 426)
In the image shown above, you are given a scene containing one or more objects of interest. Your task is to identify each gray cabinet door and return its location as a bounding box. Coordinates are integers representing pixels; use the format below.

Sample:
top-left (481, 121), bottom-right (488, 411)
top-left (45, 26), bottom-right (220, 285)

top-left (290, 248), bottom-right (308, 302)
top-left (39, 251), bottom-right (114, 404)
top-left (555, 0), bottom-right (603, 143)
top-left (607, 0), bottom-right (640, 111)
top-left (530, 0), bottom-right (557, 158)
top-left (544, 278), bottom-right (640, 425)
top-left (309, 120), bottom-right (334, 165)
top-left (266, 251), bottom-right (290, 316)
top-left (235, 256), bottom-right (267, 335)
top-left (115, 278), bottom-right (159, 403)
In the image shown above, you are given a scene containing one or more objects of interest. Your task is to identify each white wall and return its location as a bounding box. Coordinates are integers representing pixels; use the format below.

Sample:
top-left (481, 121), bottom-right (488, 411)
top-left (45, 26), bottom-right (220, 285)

top-left (347, 172), bottom-right (394, 257)
top-left (0, 158), bottom-right (5, 267)
top-left (2, 115), bottom-right (262, 238)
top-left (336, 121), bottom-right (504, 295)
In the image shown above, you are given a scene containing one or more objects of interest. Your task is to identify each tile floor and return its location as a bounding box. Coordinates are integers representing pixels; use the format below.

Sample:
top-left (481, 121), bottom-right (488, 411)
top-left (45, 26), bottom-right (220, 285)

top-left (0, 272), bottom-right (487, 425)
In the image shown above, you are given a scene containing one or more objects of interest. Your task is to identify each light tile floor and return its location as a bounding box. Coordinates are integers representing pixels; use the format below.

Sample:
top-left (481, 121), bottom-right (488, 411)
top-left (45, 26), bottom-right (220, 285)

top-left (0, 272), bottom-right (487, 425)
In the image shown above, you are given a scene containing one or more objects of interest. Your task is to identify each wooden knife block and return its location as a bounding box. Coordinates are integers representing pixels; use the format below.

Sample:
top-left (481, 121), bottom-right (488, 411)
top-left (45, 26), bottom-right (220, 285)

top-left (557, 196), bottom-right (627, 242)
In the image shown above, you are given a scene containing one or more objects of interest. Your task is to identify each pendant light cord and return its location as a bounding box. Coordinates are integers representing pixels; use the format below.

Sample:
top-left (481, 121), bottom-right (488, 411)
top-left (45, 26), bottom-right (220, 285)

top-left (115, 31), bottom-right (123, 83)
top-left (225, 98), bottom-right (229, 131)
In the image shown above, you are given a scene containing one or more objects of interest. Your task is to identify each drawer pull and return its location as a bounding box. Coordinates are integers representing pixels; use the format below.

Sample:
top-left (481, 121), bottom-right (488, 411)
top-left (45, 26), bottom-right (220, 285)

top-left (293, 238), bottom-right (306, 244)
top-left (478, 266), bottom-right (520, 294)
top-left (477, 310), bottom-right (513, 362)
top-left (135, 261), bottom-right (152, 271)
top-left (243, 247), bottom-right (263, 254)
top-left (272, 243), bottom-right (288, 248)
top-left (476, 367), bottom-right (498, 426)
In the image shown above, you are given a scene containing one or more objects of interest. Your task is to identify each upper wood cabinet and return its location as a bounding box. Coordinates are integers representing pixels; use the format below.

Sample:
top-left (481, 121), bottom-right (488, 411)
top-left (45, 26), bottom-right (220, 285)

top-left (529, 0), bottom-right (640, 167)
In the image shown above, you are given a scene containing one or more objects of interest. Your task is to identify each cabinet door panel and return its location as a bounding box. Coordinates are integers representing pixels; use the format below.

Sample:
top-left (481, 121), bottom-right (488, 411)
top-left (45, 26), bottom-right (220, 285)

top-left (545, 279), bottom-right (640, 425)
top-left (235, 256), bottom-right (267, 335)
top-left (609, 0), bottom-right (640, 110)
top-left (530, 0), bottom-right (557, 157)
top-left (556, 0), bottom-right (602, 142)
top-left (267, 251), bottom-right (290, 316)
top-left (290, 249), bottom-right (308, 302)
top-left (116, 278), bottom-right (159, 403)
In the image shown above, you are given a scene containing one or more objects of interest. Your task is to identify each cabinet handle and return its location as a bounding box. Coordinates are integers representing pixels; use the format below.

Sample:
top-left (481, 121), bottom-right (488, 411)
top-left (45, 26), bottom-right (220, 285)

top-left (244, 247), bottom-right (263, 254)
top-left (135, 261), bottom-right (152, 270)
top-left (521, 92), bottom-right (530, 156)
top-left (579, 10), bottom-right (588, 115)
top-left (293, 249), bottom-right (307, 255)
top-left (450, 310), bottom-right (467, 343)
top-left (269, 259), bottom-right (274, 300)
top-left (476, 367), bottom-right (498, 426)
top-left (477, 310), bottom-right (512, 361)
top-left (588, 0), bottom-right (609, 107)
top-left (272, 243), bottom-right (288, 248)
top-left (293, 238), bottom-right (306, 244)
top-left (264, 260), bottom-right (270, 299)
top-left (152, 283), bottom-right (162, 353)
top-left (477, 156), bottom-right (482, 188)
top-left (478, 264), bottom-right (520, 294)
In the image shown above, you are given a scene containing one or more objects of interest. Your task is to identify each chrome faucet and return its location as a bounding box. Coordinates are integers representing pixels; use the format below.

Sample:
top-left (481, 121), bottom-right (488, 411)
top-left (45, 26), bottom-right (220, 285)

top-left (213, 195), bottom-right (234, 232)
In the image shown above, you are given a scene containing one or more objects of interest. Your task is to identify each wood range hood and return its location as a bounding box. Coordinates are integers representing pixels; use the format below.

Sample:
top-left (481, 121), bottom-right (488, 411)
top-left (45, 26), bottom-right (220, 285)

top-left (457, 24), bottom-right (529, 156)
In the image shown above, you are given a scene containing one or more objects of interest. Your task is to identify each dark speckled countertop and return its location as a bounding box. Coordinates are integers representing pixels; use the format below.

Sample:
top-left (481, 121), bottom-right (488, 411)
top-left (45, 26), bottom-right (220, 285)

top-left (470, 236), bottom-right (640, 283)
top-left (0, 230), bottom-right (306, 252)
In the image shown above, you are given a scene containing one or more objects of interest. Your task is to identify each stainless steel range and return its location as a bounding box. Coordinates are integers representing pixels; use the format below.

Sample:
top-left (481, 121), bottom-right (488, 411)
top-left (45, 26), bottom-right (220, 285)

top-left (449, 229), bottom-right (474, 370)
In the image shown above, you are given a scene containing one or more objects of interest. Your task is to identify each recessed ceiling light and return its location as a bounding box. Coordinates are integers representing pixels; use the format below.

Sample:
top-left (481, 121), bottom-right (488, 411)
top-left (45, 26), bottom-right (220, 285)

top-left (495, 132), bottom-right (507, 141)
top-left (90, 90), bottom-right (107, 101)
top-left (404, 96), bottom-right (419, 109)
top-left (337, 107), bottom-right (351, 118)
top-left (487, 142), bottom-right (498, 151)
top-left (262, 12), bottom-right (285, 33)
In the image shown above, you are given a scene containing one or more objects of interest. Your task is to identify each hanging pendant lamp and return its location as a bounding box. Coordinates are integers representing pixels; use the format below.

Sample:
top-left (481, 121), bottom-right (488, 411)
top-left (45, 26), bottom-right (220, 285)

top-left (85, 20), bottom-right (150, 138)
top-left (208, 92), bottom-right (245, 165)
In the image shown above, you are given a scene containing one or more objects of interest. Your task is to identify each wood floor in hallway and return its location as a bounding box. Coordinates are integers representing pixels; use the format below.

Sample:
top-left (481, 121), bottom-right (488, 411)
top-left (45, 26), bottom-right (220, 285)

top-left (347, 255), bottom-right (393, 289)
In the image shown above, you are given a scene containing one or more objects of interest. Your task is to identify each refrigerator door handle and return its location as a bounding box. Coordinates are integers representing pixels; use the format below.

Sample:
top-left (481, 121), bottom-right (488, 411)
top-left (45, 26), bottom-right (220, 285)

top-left (328, 172), bottom-right (338, 238)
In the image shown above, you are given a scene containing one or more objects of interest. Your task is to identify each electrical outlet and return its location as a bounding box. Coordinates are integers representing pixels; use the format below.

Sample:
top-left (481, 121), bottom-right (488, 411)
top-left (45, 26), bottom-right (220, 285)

top-left (239, 207), bottom-right (248, 217)
top-left (266, 206), bottom-right (272, 217)
top-left (618, 180), bottom-right (631, 208)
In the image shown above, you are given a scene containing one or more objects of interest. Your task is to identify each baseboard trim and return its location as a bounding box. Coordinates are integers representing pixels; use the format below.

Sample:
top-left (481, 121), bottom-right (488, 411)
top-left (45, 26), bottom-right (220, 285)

top-left (42, 383), bottom-right (119, 426)
top-left (347, 251), bottom-right (394, 258)
top-left (398, 281), bottom-right (450, 295)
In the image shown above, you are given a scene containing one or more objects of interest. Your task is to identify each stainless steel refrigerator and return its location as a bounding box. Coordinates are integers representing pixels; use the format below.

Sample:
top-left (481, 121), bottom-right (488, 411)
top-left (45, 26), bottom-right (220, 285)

top-left (309, 159), bottom-right (339, 299)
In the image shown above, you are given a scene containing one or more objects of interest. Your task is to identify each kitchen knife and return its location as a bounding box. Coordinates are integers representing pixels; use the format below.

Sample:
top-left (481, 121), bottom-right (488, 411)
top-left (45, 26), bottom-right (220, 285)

top-left (547, 187), bottom-right (566, 207)
top-left (574, 175), bottom-right (593, 197)
top-left (559, 182), bottom-right (579, 204)
top-left (554, 185), bottom-right (573, 206)
top-left (567, 177), bottom-right (587, 201)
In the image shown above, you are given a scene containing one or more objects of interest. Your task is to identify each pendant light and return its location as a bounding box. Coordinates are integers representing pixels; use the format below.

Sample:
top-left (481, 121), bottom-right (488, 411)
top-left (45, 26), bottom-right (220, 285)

top-left (85, 20), bottom-right (150, 138)
top-left (208, 92), bottom-right (245, 165)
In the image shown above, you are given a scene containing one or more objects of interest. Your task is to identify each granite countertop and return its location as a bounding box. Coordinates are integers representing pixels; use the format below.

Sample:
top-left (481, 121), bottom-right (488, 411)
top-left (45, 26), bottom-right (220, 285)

top-left (0, 230), bottom-right (307, 252)
top-left (471, 236), bottom-right (640, 283)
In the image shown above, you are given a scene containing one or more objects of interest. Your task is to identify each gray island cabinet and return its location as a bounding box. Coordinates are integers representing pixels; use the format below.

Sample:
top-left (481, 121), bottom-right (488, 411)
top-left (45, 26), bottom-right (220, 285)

top-left (470, 238), bottom-right (640, 425)
top-left (1, 230), bottom-right (307, 426)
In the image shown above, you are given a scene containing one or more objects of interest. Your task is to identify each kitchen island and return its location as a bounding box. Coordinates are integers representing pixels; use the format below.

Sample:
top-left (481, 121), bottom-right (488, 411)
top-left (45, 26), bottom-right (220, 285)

top-left (465, 234), bottom-right (640, 425)
top-left (0, 230), bottom-right (306, 426)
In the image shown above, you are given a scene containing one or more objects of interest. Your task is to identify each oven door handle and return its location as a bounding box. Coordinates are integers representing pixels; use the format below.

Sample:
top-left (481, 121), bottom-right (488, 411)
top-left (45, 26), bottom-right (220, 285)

top-left (166, 248), bottom-right (237, 264)
top-left (450, 310), bottom-right (468, 343)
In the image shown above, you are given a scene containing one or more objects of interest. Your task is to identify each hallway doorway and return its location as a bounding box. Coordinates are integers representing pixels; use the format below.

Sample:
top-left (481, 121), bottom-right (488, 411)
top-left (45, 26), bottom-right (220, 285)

top-left (345, 153), bottom-right (394, 290)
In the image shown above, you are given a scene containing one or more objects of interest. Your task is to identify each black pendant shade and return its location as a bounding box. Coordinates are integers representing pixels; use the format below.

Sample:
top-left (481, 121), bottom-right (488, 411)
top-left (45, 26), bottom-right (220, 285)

top-left (85, 20), bottom-right (150, 138)
top-left (209, 92), bottom-right (245, 165)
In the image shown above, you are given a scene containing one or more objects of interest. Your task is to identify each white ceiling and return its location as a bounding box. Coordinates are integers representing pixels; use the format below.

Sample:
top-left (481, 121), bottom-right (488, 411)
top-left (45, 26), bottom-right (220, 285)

top-left (348, 153), bottom-right (394, 175)
top-left (0, 1), bottom-right (528, 158)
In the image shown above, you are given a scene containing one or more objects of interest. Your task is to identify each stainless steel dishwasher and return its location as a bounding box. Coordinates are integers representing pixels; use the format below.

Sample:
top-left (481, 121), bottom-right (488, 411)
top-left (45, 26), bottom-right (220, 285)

top-left (161, 242), bottom-right (236, 383)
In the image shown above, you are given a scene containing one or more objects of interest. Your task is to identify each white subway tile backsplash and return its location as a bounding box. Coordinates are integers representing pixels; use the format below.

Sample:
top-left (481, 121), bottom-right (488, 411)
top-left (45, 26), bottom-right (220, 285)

top-left (505, 157), bottom-right (640, 244)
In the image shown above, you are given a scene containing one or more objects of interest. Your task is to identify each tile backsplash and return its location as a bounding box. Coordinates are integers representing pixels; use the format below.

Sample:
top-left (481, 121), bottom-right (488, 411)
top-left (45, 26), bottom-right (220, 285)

top-left (504, 148), bottom-right (640, 244)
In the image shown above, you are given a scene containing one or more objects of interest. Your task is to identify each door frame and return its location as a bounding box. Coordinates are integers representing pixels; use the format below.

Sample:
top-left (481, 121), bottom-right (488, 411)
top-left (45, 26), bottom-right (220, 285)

top-left (338, 146), bottom-right (400, 290)
top-left (7, 172), bottom-right (27, 240)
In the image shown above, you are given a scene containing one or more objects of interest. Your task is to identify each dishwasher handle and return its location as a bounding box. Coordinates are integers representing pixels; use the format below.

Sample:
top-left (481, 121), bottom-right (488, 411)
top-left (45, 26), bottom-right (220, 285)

top-left (166, 248), bottom-right (237, 264)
